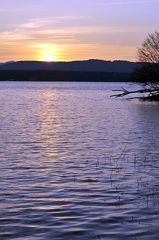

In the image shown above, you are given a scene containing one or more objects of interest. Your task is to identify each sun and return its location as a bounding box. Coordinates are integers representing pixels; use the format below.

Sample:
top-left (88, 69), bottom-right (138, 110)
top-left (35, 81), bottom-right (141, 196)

top-left (36, 44), bottom-right (59, 62)
top-left (42, 53), bottom-right (57, 62)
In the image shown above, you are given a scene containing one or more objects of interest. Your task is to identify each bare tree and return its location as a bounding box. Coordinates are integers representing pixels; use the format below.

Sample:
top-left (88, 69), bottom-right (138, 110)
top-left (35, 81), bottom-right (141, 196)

top-left (138, 31), bottom-right (159, 64)
top-left (112, 31), bottom-right (159, 100)
top-left (131, 30), bottom-right (159, 88)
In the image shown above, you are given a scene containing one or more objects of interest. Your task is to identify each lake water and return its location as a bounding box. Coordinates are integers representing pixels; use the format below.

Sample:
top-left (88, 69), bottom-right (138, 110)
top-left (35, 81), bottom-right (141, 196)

top-left (0, 81), bottom-right (159, 240)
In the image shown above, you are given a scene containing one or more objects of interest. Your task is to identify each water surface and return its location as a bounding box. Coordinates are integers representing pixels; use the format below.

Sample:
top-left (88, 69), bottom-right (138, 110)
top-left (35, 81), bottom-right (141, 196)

top-left (0, 81), bottom-right (159, 239)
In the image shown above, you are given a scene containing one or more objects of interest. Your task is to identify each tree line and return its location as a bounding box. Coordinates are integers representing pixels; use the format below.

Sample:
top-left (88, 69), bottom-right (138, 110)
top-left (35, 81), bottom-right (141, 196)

top-left (0, 70), bottom-right (130, 82)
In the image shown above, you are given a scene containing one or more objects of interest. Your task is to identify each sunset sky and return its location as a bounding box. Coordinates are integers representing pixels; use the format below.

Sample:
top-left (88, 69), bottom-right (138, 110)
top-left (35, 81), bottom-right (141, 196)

top-left (0, 0), bottom-right (159, 62)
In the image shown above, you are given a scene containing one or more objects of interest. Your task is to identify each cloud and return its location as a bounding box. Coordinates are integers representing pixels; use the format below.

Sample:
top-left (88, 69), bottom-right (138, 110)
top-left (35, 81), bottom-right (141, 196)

top-left (95, 0), bottom-right (159, 5)
top-left (19, 19), bottom-right (54, 29)
top-left (0, 22), bottom-right (140, 49)
top-left (0, 7), bottom-right (20, 12)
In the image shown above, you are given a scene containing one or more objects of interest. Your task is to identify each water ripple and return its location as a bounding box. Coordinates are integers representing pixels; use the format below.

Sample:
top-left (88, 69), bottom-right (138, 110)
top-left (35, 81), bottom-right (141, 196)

top-left (0, 82), bottom-right (159, 239)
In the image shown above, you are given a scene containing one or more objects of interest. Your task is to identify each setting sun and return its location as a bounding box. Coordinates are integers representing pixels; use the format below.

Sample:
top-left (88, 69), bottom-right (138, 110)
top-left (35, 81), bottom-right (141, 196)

top-left (42, 53), bottom-right (57, 62)
top-left (36, 45), bottom-right (58, 62)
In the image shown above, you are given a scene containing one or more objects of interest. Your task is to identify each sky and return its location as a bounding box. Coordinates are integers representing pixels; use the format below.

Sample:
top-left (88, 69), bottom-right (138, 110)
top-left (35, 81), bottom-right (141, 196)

top-left (0, 0), bottom-right (159, 62)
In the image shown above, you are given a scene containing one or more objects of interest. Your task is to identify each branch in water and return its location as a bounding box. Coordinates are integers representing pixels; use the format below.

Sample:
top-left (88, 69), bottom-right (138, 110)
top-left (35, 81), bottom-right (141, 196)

top-left (111, 87), bottom-right (159, 98)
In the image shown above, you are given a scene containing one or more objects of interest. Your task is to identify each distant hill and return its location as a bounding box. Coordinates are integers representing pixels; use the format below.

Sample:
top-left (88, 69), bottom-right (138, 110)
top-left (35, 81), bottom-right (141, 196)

top-left (0, 59), bottom-right (138, 73)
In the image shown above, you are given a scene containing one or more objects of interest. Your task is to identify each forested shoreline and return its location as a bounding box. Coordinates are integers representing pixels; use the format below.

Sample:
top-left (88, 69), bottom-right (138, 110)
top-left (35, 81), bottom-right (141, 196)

top-left (0, 70), bottom-right (130, 82)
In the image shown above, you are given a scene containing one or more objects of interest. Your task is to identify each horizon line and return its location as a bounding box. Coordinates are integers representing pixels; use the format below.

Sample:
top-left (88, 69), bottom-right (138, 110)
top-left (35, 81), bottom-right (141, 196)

top-left (0, 59), bottom-right (136, 64)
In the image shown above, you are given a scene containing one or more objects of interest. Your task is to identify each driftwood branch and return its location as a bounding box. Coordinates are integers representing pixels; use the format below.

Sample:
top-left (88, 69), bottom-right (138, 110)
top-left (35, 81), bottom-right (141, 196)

top-left (111, 87), bottom-right (159, 98)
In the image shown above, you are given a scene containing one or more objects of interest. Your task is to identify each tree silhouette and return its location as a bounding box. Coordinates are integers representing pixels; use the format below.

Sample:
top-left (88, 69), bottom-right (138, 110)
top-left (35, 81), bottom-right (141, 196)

top-left (112, 31), bottom-right (159, 100)
top-left (131, 30), bottom-right (159, 89)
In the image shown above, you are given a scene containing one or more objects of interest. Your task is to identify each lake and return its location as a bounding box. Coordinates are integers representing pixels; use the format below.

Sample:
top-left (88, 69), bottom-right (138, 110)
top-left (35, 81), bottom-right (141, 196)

top-left (0, 81), bottom-right (159, 240)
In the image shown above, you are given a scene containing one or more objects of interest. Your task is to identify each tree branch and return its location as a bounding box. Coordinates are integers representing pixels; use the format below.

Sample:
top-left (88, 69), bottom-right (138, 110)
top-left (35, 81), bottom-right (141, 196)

top-left (111, 88), bottom-right (159, 98)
